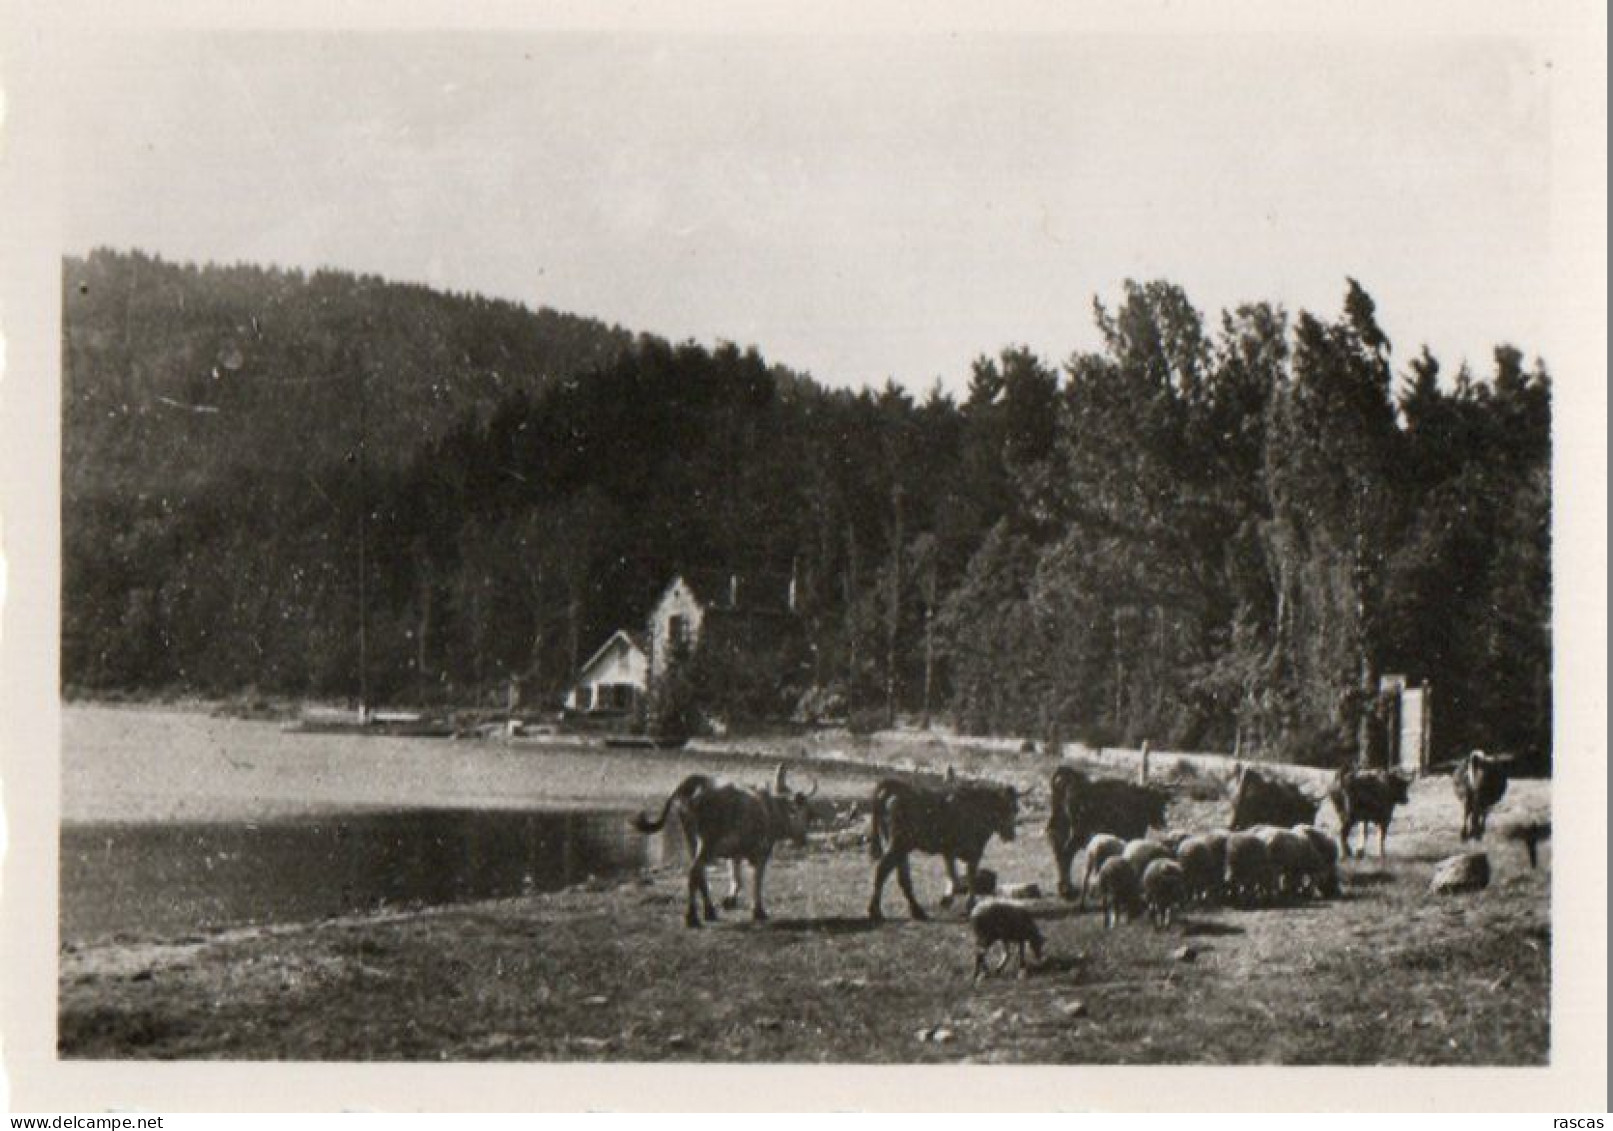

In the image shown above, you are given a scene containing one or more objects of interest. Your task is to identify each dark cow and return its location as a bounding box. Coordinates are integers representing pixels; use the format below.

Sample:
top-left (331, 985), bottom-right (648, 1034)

top-left (1453, 750), bottom-right (1510, 841)
top-left (1046, 766), bottom-right (1169, 900)
top-left (1328, 767), bottom-right (1413, 858)
top-left (868, 777), bottom-right (1019, 921)
top-left (1228, 766), bottom-right (1320, 831)
top-left (631, 765), bottom-right (816, 928)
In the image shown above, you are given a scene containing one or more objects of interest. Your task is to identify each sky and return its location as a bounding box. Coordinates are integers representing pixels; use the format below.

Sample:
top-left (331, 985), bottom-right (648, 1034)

top-left (56, 32), bottom-right (1557, 394)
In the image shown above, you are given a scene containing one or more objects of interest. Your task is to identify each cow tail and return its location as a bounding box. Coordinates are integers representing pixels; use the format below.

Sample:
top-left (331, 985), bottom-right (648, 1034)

top-left (632, 774), bottom-right (706, 834)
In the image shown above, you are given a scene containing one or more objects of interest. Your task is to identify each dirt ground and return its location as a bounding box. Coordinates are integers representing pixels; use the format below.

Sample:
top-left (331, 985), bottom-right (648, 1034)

top-left (58, 747), bottom-right (1550, 1064)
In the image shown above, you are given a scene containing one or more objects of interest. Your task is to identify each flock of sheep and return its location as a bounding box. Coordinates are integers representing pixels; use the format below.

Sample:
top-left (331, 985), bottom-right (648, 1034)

top-left (967, 751), bottom-right (1527, 981)
top-left (971, 817), bottom-right (1347, 982)
top-left (1080, 821), bottom-right (1342, 930)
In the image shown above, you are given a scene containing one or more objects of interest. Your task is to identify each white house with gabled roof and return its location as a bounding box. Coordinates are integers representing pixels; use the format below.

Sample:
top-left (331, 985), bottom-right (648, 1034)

top-left (565, 629), bottom-right (649, 714)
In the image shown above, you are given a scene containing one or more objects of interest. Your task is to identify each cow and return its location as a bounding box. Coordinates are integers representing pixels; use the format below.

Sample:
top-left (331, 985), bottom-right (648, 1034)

top-left (1228, 765), bottom-right (1320, 831)
top-left (867, 777), bottom-right (1019, 922)
top-left (1328, 767), bottom-right (1413, 858)
top-left (1453, 750), bottom-right (1510, 841)
top-left (631, 765), bottom-right (817, 928)
top-left (1045, 765), bottom-right (1169, 900)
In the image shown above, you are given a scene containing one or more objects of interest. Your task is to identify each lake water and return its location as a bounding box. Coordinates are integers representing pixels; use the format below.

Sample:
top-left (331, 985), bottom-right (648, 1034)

top-left (58, 704), bottom-right (869, 945)
top-left (60, 806), bottom-right (669, 944)
top-left (56, 705), bottom-right (720, 944)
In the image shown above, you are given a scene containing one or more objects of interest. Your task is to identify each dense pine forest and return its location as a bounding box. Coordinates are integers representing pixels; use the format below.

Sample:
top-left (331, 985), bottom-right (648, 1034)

top-left (62, 249), bottom-right (1552, 767)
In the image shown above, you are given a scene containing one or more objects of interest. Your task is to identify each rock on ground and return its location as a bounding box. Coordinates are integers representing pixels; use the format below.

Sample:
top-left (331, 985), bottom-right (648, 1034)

top-left (1429, 853), bottom-right (1491, 895)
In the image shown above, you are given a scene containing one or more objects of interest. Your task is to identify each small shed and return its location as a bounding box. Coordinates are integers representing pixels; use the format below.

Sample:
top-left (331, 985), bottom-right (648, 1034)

top-left (1378, 674), bottom-right (1433, 774)
top-left (567, 630), bottom-right (648, 714)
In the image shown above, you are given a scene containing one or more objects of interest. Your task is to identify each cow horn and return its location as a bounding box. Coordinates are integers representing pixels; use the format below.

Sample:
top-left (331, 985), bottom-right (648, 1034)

top-left (774, 763), bottom-right (790, 794)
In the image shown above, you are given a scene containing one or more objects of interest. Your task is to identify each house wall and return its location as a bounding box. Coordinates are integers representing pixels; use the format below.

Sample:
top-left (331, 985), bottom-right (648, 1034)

top-left (567, 637), bottom-right (648, 711)
top-left (648, 578), bottom-right (706, 683)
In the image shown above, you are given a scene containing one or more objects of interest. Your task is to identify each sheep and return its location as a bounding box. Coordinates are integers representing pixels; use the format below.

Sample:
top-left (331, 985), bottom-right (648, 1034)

top-left (969, 899), bottom-right (1046, 982)
top-left (1154, 829), bottom-right (1193, 855)
top-left (1292, 824), bottom-right (1343, 897)
top-left (1174, 835), bottom-right (1222, 905)
top-left (1096, 856), bottom-right (1142, 929)
top-left (1121, 837), bottom-right (1173, 875)
top-left (1224, 831), bottom-right (1277, 907)
top-left (1078, 832), bottom-right (1126, 909)
top-left (1265, 827), bottom-right (1332, 900)
top-left (1292, 823), bottom-right (1340, 865)
top-left (1198, 830), bottom-right (1230, 872)
top-left (1141, 858), bottom-right (1187, 927)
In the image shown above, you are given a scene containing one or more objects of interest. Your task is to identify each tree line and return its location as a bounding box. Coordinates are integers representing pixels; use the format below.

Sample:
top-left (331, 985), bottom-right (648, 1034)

top-left (62, 250), bottom-right (1551, 767)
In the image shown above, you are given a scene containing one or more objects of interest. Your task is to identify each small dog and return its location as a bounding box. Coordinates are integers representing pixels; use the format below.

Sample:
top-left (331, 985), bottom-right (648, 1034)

top-left (969, 898), bottom-right (1045, 982)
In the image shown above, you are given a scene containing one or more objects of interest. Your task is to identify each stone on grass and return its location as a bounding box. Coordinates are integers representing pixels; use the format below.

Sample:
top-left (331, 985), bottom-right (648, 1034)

top-left (1429, 852), bottom-right (1490, 895)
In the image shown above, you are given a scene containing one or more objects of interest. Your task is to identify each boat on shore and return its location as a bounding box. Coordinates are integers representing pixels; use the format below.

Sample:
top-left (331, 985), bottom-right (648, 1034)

top-left (284, 709), bottom-right (456, 738)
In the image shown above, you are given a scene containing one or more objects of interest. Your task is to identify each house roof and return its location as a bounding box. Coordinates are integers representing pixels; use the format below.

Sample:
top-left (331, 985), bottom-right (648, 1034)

top-left (664, 568), bottom-right (795, 615)
top-left (575, 629), bottom-right (648, 680)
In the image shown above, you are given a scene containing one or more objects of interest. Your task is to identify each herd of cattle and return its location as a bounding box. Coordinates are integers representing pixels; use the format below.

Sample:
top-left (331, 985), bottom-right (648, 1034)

top-left (628, 751), bottom-right (1521, 964)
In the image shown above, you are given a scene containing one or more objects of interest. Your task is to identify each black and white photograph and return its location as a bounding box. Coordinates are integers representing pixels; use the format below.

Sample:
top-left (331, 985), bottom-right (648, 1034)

top-left (0, 0), bottom-right (1604, 1114)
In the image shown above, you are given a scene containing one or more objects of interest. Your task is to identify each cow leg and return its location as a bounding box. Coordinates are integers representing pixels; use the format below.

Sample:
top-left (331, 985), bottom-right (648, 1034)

top-left (687, 846), bottom-right (718, 926)
top-left (1378, 822), bottom-right (1388, 859)
top-left (939, 857), bottom-right (961, 908)
top-left (869, 854), bottom-right (899, 922)
top-left (750, 854), bottom-right (770, 922)
top-left (961, 856), bottom-right (981, 911)
top-left (1079, 855), bottom-right (1095, 910)
top-left (896, 857), bottom-right (928, 921)
top-left (687, 847), bottom-right (718, 928)
top-left (1053, 838), bottom-right (1076, 900)
top-left (721, 858), bottom-right (743, 910)
top-left (1016, 943), bottom-right (1029, 980)
top-left (972, 945), bottom-right (988, 983)
top-left (685, 863), bottom-right (701, 929)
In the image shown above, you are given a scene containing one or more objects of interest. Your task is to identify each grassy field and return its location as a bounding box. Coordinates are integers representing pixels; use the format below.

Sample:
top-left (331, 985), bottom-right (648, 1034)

top-left (58, 730), bottom-right (1551, 1064)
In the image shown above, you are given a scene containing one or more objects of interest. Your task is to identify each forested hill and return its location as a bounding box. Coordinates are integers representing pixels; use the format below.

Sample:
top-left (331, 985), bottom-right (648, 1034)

top-left (63, 249), bottom-right (637, 501)
top-left (62, 252), bottom-right (1552, 770)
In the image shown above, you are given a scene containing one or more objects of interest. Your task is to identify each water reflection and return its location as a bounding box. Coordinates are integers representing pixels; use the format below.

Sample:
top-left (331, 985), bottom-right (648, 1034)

top-left (60, 808), bottom-right (668, 945)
